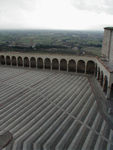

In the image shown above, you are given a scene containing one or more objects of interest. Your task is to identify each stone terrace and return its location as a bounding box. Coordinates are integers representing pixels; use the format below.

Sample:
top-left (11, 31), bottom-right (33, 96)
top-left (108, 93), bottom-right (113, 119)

top-left (0, 66), bottom-right (113, 150)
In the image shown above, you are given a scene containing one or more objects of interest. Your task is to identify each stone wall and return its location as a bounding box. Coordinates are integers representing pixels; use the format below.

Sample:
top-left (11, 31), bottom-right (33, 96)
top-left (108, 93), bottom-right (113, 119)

top-left (109, 30), bottom-right (113, 62)
top-left (102, 27), bottom-right (113, 62)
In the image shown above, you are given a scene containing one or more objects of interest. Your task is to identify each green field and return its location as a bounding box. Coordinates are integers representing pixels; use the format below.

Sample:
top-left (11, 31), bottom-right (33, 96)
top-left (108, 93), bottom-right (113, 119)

top-left (0, 30), bottom-right (103, 56)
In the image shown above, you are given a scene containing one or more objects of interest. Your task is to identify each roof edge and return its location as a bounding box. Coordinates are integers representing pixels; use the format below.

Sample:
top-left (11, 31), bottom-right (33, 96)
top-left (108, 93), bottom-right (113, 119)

top-left (104, 27), bottom-right (113, 30)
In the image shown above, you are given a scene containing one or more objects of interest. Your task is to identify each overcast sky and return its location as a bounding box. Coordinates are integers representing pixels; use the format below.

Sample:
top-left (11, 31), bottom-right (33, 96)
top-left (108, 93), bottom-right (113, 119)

top-left (0, 0), bottom-right (113, 30)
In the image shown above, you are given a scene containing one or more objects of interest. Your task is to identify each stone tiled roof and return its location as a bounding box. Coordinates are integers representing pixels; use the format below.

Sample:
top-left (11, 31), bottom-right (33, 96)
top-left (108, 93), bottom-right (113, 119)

top-left (0, 67), bottom-right (113, 150)
top-left (103, 61), bottom-right (113, 73)
top-left (96, 57), bottom-right (113, 73)
top-left (100, 58), bottom-right (113, 73)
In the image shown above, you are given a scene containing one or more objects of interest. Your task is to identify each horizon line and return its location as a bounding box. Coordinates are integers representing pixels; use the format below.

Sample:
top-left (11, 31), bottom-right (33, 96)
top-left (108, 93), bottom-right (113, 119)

top-left (0, 28), bottom-right (104, 32)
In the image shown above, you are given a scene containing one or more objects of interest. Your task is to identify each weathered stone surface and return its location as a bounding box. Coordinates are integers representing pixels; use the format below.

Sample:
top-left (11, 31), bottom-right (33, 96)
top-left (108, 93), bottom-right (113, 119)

top-left (102, 27), bottom-right (113, 62)
top-left (0, 131), bottom-right (13, 149)
top-left (0, 67), bottom-right (113, 150)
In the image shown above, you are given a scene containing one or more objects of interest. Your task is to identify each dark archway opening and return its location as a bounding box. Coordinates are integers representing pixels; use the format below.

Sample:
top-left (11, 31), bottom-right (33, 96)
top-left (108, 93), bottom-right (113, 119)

top-left (110, 83), bottom-right (113, 100)
top-left (0, 55), bottom-right (5, 65)
top-left (18, 57), bottom-right (23, 66)
top-left (37, 58), bottom-right (43, 69)
top-left (52, 59), bottom-right (59, 70)
top-left (60, 59), bottom-right (67, 71)
top-left (77, 60), bottom-right (85, 73)
top-left (12, 56), bottom-right (17, 66)
top-left (24, 57), bottom-right (29, 67)
top-left (100, 71), bottom-right (104, 86)
top-left (95, 64), bottom-right (97, 77)
top-left (97, 68), bottom-right (100, 80)
top-left (30, 57), bottom-right (36, 68)
top-left (103, 76), bottom-right (108, 94)
top-left (68, 60), bottom-right (76, 72)
top-left (6, 56), bottom-right (11, 65)
top-left (45, 58), bottom-right (51, 69)
top-left (86, 61), bottom-right (95, 74)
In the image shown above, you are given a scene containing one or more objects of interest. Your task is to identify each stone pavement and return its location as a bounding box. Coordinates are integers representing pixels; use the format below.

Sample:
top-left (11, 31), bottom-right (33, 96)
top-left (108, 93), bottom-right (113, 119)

top-left (0, 131), bottom-right (12, 149)
top-left (0, 66), bottom-right (113, 150)
top-left (88, 76), bottom-right (113, 129)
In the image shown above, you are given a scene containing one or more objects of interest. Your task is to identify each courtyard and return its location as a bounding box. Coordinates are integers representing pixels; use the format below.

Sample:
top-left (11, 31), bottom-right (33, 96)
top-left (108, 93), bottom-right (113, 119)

top-left (0, 66), bottom-right (113, 150)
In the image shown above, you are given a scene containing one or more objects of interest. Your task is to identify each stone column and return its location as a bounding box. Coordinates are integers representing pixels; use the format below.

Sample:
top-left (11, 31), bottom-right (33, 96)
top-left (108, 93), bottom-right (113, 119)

top-left (107, 86), bottom-right (111, 99)
top-left (50, 63), bottom-right (52, 71)
top-left (96, 72), bottom-right (98, 80)
top-left (4, 59), bottom-right (6, 66)
top-left (59, 64), bottom-right (60, 71)
top-left (23, 59), bottom-right (24, 68)
top-left (67, 63), bottom-right (68, 72)
top-left (17, 59), bottom-right (18, 67)
top-left (97, 72), bottom-right (100, 80)
top-left (11, 58), bottom-right (13, 67)
top-left (85, 64), bottom-right (86, 74)
top-left (43, 62), bottom-right (45, 70)
top-left (29, 61), bottom-right (31, 68)
top-left (36, 61), bottom-right (38, 69)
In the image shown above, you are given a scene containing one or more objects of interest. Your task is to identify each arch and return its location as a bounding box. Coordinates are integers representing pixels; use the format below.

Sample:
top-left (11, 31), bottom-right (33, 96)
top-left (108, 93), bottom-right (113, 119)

top-left (37, 57), bottom-right (43, 69)
top-left (110, 83), bottom-right (113, 99)
top-left (6, 56), bottom-right (11, 65)
top-left (68, 59), bottom-right (76, 72)
top-left (52, 58), bottom-right (59, 70)
top-left (100, 71), bottom-right (104, 86)
top-left (45, 58), bottom-right (51, 69)
top-left (18, 57), bottom-right (23, 66)
top-left (86, 60), bottom-right (95, 74)
top-left (77, 60), bottom-right (85, 73)
top-left (12, 56), bottom-right (17, 66)
top-left (97, 67), bottom-right (100, 80)
top-left (0, 55), bottom-right (5, 65)
top-left (103, 75), bottom-right (108, 94)
top-left (60, 59), bottom-right (67, 71)
top-left (30, 57), bottom-right (36, 68)
top-left (24, 57), bottom-right (29, 67)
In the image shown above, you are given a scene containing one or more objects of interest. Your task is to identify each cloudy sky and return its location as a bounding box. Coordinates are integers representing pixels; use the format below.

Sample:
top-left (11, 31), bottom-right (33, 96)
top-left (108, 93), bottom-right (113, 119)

top-left (0, 0), bottom-right (113, 30)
